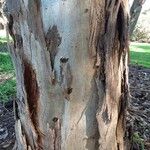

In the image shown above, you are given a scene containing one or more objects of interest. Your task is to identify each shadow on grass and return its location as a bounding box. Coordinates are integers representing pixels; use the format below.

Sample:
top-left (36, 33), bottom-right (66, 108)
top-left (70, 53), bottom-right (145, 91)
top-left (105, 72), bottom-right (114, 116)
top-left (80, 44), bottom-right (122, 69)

top-left (0, 79), bottom-right (16, 103)
top-left (0, 41), bottom-right (8, 52)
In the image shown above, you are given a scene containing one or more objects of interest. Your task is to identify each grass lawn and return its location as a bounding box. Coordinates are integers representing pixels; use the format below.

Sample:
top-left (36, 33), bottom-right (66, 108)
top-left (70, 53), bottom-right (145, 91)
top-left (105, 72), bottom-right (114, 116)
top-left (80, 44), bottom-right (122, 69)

top-left (0, 37), bottom-right (16, 103)
top-left (130, 42), bottom-right (150, 68)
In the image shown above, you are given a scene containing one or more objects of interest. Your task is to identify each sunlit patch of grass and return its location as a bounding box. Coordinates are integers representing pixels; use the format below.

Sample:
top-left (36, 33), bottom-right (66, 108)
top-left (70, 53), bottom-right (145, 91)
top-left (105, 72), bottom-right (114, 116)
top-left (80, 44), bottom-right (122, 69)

top-left (130, 42), bottom-right (150, 68)
top-left (0, 37), bottom-right (7, 43)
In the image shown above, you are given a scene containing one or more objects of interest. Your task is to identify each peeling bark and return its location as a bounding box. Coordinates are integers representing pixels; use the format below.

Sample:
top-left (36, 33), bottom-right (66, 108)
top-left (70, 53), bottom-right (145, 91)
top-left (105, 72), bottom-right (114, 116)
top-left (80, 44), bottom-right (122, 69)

top-left (23, 58), bottom-right (43, 148)
top-left (3, 0), bottom-right (129, 149)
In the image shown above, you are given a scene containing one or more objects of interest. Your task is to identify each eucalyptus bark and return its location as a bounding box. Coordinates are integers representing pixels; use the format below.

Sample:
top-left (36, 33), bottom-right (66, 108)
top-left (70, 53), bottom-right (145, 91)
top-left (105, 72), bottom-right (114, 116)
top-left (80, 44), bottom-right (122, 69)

top-left (129, 0), bottom-right (146, 36)
top-left (4, 0), bottom-right (129, 150)
top-left (0, 1), bottom-right (4, 30)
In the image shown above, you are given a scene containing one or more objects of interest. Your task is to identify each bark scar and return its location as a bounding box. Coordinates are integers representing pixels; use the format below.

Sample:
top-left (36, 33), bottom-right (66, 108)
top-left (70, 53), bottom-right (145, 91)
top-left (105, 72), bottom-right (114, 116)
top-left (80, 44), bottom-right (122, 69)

top-left (45, 25), bottom-right (62, 84)
top-left (60, 57), bottom-right (73, 100)
top-left (23, 58), bottom-right (43, 148)
top-left (7, 14), bottom-right (16, 48)
top-left (50, 117), bottom-right (61, 150)
top-left (45, 25), bottom-right (61, 70)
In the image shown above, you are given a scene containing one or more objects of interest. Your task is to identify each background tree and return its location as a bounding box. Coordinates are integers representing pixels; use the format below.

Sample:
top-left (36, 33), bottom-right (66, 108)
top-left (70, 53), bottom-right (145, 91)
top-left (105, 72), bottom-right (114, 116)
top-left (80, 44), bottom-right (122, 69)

top-left (130, 0), bottom-right (146, 36)
top-left (3, 0), bottom-right (129, 149)
top-left (0, 1), bottom-right (4, 30)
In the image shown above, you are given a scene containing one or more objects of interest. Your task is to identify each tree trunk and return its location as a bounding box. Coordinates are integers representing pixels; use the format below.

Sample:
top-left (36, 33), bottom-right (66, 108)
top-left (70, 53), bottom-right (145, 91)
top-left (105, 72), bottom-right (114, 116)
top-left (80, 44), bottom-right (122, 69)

top-left (129, 0), bottom-right (146, 36)
top-left (0, 1), bottom-right (5, 30)
top-left (4, 0), bottom-right (129, 149)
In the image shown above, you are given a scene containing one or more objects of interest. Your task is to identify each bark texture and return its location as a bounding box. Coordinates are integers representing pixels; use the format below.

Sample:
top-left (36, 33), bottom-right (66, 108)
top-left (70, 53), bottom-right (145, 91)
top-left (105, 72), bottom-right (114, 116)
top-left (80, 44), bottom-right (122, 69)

top-left (0, 0), bottom-right (5, 30)
top-left (129, 0), bottom-right (146, 36)
top-left (3, 0), bottom-right (129, 149)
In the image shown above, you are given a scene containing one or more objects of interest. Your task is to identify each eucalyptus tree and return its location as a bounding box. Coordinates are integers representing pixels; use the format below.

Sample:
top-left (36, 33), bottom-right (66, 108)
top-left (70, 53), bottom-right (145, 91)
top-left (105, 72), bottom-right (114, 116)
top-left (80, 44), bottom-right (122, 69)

top-left (4, 0), bottom-right (129, 149)
top-left (130, 0), bottom-right (146, 36)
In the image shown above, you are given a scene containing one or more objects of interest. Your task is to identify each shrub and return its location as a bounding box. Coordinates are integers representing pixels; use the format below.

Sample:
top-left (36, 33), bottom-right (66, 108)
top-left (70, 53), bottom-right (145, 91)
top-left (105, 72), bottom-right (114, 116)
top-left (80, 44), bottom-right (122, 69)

top-left (131, 25), bottom-right (150, 43)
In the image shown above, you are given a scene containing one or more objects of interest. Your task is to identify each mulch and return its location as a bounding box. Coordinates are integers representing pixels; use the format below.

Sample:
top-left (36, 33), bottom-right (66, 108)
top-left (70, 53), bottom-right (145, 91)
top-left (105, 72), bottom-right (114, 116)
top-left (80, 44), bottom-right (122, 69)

top-left (127, 65), bottom-right (150, 149)
top-left (0, 100), bottom-right (15, 150)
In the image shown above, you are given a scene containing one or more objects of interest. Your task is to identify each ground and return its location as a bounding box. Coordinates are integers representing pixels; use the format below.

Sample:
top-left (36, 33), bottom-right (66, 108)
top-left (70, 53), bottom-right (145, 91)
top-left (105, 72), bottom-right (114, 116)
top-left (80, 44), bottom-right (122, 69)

top-left (0, 101), bottom-right (15, 150)
top-left (0, 38), bottom-right (150, 149)
top-left (127, 65), bottom-right (150, 149)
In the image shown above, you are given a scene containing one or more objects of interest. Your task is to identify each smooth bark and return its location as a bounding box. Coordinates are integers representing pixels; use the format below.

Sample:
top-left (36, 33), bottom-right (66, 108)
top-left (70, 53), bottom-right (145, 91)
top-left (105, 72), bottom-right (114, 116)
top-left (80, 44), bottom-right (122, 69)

top-left (0, 1), bottom-right (5, 30)
top-left (4, 0), bottom-right (129, 149)
top-left (129, 0), bottom-right (146, 36)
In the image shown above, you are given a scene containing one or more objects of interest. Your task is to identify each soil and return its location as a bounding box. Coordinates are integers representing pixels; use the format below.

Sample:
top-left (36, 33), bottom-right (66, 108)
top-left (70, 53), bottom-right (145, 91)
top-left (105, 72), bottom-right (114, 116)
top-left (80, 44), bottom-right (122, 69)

top-left (127, 65), bottom-right (150, 149)
top-left (0, 65), bottom-right (149, 149)
top-left (0, 100), bottom-right (15, 150)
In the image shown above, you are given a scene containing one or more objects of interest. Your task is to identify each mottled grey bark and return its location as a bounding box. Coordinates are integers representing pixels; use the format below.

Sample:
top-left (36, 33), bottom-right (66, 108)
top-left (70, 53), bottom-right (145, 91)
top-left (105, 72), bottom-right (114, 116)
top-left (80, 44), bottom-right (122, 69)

top-left (0, 1), bottom-right (4, 30)
top-left (129, 0), bottom-right (146, 36)
top-left (3, 0), bottom-right (129, 149)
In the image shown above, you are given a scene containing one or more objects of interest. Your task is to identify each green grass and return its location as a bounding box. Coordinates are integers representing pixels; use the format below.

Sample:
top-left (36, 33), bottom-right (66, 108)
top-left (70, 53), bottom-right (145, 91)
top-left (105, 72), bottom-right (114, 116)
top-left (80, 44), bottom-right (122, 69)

top-left (131, 132), bottom-right (144, 150)
top-left (0, 38), bottom-right (16, 102)
top-left (0, 52), bottom-right (14, 72)
top-left (0, 79), bottom-right (16, 102)
top-left (130, 42), bottom-right (150, 68)
top-left (0, 38), bottom-right (8, 52)
top-left (0, 37), bottom-right (7, 43)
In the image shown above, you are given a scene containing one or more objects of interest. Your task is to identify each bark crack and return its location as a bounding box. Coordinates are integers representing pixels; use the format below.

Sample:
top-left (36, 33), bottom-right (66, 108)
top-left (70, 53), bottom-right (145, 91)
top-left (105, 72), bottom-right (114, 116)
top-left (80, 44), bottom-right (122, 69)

top-left (51, 118), bottom-right (61, 150)
top-left (76, 105), bottom-right (88, 125)
top-left (60, 57), bottom-right (73, 100)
